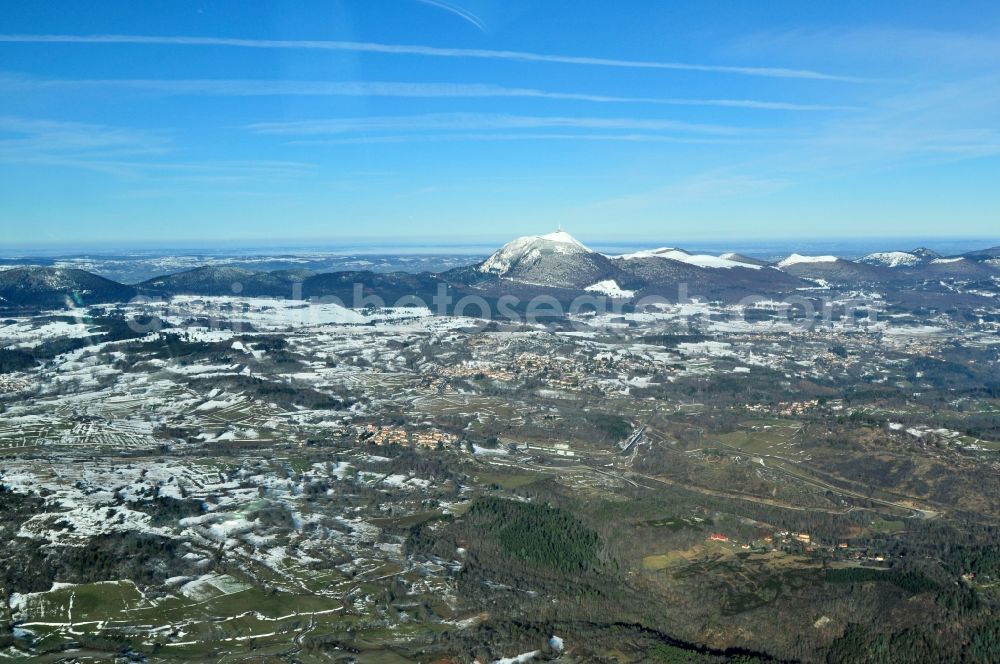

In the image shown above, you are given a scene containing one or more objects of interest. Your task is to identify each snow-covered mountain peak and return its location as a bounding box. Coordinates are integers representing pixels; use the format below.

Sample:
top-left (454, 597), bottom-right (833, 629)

top-left (474, 229), bottom-right (619, 289)
top-left (479, 230), bottom-right (592, 275)
top-left (777, 253), bottom-right (840, 268)
top-left (614, 247), bottom-right (761, 270)
top-left (859, 251), bottom-right (921, 268)
top-left (536, 229), bottom-right (588, 249)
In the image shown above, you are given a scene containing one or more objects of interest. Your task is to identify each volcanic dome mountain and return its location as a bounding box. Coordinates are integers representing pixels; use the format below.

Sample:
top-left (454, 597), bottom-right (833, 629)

top-left (470, 230), bottom-right (806, 297)
top-left (859, 251), bottom-right (927, 269)
top-left (476, 230), bottom-right (619, 289)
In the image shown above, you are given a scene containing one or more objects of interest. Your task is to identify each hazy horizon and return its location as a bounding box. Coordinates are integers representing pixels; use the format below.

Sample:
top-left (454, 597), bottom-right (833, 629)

top-left (3, 233), bottom-right (999, 264)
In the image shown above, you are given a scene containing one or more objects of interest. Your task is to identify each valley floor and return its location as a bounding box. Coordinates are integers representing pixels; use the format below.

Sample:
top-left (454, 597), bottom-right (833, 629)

top-left (1, 291), bottom-right (998, 662)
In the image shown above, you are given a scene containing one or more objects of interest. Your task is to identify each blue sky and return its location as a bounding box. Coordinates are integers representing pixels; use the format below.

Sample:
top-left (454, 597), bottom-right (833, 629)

top-left (1, 0), bottom-right (999, 247)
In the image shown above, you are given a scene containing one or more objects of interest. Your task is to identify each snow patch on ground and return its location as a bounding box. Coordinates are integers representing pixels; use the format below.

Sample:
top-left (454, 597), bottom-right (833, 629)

top-left (584, 280), bottom-right (635, 298)
top-left (492, 651), bottom-right (542, 664)
top-left (0, 320), bottom-right (97, 349)
top-left (677, 341), bottom-right (735, 357)
top-left (882, 326), bottom-right (945, 336)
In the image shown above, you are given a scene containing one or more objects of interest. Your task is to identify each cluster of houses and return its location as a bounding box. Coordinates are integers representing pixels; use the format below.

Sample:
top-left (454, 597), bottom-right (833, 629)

top-left (436, 347), bottom-right (668, 395)
top-left (354, 423), bottom-right (458, 449)
top-left (744, 399), bottom-right (821, 416)
top-left (708, 530), bottom-right (818, 550)
top-left (0, 373), bottom-right (31, 393)
top-left (438, 362), bottom-right (516, 382)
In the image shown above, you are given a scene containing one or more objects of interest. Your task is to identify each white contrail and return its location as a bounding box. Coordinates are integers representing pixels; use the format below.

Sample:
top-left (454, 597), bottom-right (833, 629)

top-left (287, 132), bottom-right (745, 146)
top-left (1, 76), bottom-right (856, 111)
top-left (414, 0), bottom-right (487, 33)
top-left (0, 33), bottom-right (867, 81)
top-left (244, 113), bottom-right (758, 136)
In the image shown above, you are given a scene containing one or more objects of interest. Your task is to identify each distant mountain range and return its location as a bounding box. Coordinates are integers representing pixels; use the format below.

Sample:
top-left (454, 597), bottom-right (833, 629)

top-left (463, 231), bottom-right (999, 295)
top-left (140, 266), bottom-right (315, 297)
top-left (0, 267), bottom-right (137, 309)
top-left (1, 231), bottom-right (998, 311)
